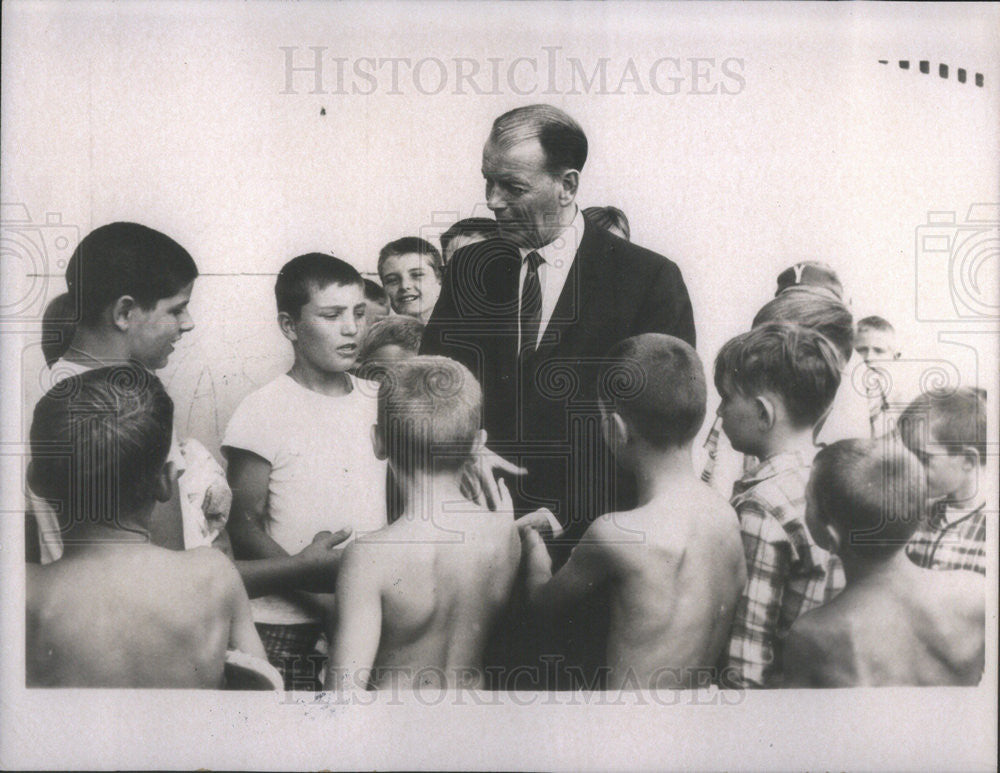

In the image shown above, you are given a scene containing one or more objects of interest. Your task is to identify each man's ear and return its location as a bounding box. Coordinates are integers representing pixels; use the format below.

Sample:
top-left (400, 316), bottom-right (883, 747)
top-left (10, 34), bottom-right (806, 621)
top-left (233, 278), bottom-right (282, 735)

top-left (278, 311), bottom-right (298, 343)
top-left (111, 296), bottom-right (137, 332)
top-left (755, 395), bottom-right (777, 430)
top-left (152, 462), bottom-right (174, 503)
top-left (371, 423), bottom-right (387, 461)
top-left (558, 169), bottom-right (580, 204)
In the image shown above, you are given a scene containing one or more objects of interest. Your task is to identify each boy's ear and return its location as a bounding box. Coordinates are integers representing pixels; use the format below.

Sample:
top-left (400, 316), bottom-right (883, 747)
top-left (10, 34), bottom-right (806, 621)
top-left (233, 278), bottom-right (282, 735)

top-left (755, 395), bottom-right (777, 430)
top-left (152, 462), bottom-right (174, 503)
top-left (110, 296), bottom-right (137, 332)
top-left (824, 523), bottom-right (843, 555)
top-left (371, 423), bottom-right (387, 461)
top-left (601, 409), bottom-right (630, 453)
top-left (960, 445), bottom-right (981, 469)
top-left (277, 311), bottom-right (298, 343)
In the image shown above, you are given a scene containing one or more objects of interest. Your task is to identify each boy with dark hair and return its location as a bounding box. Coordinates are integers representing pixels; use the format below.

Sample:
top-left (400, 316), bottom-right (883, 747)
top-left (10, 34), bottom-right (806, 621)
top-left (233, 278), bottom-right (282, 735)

top-left (29, 221), bottom-right (220, 562)
top-left (752, 292), bottom-right (869, 446)
top-left (439, 217), bottom-right (498, 265)
top-left (223, 253), bottom-right (386, 690)
top-left (898, 387), bottom-right (988, 575)
top-left (26, 366), bottom-right (267, 687)
top-left (714, 323), bottom-right (845, 687)
top-left (785, 439), bottom-right (984, 686)
top-left (326, 357), bottom-right (520, 691)
top-left (377, 236), bottom-right (442, 323)
top-left (522, 334), bottom-right (746, 689)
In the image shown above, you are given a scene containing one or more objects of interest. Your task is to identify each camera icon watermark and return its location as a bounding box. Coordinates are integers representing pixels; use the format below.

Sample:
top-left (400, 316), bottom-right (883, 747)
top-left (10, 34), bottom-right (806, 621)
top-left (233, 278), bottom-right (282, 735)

top-left (0, 203), bottom-right (78, 322)
top-left (915, 204), bottom-right (999, 322)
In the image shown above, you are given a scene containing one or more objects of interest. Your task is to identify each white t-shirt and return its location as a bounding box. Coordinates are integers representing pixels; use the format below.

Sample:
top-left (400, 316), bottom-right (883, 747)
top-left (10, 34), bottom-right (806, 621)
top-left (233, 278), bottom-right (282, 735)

top-left (222, 373), bottom-right (387, 625)
top-left (31, 358), bottom-right (198, 564)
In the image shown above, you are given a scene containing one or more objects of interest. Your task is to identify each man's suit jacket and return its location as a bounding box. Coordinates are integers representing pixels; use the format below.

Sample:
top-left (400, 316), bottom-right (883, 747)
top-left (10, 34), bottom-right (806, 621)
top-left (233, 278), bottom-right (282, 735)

top-left (421, 218), bottom-right (695, 553)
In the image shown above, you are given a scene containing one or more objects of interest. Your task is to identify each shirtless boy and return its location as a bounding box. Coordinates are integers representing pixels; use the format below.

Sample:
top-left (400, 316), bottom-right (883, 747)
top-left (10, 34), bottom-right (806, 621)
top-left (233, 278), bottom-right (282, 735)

top-left (326, 357), bottom-right (521, 691)
top-left (785, 439), bottom-right (985, 687)
top-left (523, 334), bottom-right (747, 689)
top-left (26, 366), bottom-right (266, 688)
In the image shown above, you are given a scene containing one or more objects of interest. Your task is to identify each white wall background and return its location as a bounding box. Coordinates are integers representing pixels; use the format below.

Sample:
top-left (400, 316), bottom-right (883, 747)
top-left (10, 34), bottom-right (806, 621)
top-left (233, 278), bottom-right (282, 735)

top-left (3, 0), bottom-right (998, 459)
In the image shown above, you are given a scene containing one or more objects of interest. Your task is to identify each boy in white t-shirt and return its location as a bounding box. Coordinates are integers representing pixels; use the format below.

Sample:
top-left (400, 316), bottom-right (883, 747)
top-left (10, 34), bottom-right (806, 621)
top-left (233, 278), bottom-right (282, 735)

top-left (223, 253), bottom-right (386, 690)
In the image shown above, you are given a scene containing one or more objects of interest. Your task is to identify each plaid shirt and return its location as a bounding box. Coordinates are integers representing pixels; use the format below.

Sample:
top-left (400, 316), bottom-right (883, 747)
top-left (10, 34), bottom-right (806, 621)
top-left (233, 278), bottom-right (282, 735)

top-left (906, 500), bottom-right (986, 576)
top-left (726, 451), bottom-right (845, 688)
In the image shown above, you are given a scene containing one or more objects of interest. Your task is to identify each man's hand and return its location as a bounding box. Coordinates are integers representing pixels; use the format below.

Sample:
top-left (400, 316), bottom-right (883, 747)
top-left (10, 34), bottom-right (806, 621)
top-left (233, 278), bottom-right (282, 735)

top-left (294, 528), bottom-right (353, 593)
top-left (460, 447), bottom-right (527, 511)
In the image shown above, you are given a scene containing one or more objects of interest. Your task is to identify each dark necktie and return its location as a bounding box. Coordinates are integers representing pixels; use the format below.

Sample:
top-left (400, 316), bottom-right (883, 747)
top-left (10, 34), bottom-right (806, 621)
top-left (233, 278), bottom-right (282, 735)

top-left (520, 250), bottom-right (543, 351)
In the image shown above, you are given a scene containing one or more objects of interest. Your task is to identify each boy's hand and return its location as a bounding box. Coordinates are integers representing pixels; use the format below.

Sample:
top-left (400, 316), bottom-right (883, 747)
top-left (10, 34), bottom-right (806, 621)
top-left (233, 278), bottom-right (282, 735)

top-left (460, 448), bottom-right (527, 511)
top-left (494, 477), bottom-right (515, 520)
top-left (295, 528), bottom-right (352, 592)
top-left (515, 508), bottom-right (563, 540)
top-left (522, 529), bottom-right (553, 593)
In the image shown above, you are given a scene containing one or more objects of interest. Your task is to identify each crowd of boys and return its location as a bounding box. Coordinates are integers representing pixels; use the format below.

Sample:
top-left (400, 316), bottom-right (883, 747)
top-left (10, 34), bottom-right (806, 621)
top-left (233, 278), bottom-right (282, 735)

top-left (23, 111), bottom-right (987, 693)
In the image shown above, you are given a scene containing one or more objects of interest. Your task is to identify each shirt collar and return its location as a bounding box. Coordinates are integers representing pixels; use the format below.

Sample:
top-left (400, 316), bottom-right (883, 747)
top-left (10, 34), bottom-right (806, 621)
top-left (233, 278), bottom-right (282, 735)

top-left (936, 498), bottom-right (987, 527)
top-left (732, 450), bottom-right (813, 494)
top-left (519, 206), bottom-right (582, 275)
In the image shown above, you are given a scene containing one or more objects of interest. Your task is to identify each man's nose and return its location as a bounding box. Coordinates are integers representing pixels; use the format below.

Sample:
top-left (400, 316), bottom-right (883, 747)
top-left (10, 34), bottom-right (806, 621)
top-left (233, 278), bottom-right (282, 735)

top-left (486, 182), bottom-right (505, 212)
top-left (180, 310), bottom-right (195, 333)
top-left (341, 315), bottom-right (358, 336)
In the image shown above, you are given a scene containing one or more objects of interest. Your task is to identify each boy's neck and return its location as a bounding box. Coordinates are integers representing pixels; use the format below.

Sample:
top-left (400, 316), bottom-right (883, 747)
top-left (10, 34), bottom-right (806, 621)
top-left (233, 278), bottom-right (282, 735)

top-left (754, 424), bottom-right (816, 463)
top-left (838, 546), bottom-right (914, 586)
top-left (628, 444), bottom-right (696, 506)
top-left (288, 359), bottom-right (352, 396)
top-left (60, 518), bottom-right (151, 554)
top-left (64, 328), bottom-right (132, 367)
top-left (942, 477), bottom-right (980, 508)
top-left (394, 468), bottom-right (469, 525)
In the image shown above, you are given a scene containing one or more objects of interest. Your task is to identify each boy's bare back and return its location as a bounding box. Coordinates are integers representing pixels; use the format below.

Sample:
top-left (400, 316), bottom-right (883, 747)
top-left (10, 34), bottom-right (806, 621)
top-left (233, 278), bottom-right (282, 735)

top-left (587, 479), bottom-right (746, 689)
top-left (786, 565), bottom-right (985, 687)
top-left (329, 507), bottom-right (521, 690)
top-left (27, 545), bottom-right (256, 688)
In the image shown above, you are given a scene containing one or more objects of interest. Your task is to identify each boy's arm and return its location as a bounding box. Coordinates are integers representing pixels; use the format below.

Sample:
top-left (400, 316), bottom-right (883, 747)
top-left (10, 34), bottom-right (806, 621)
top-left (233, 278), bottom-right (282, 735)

top-left (225, 448), bottom-right (286, 559)
top-left (225, 448), bottom-right (351, 597)
top-left (216, 553), bottom-right (268, 660)
top-left (325, 543), bottom-right (383, 691)
top-left (727, 502), bottom-right (791, 689)
top-left (524, 518), bottom-right (616, 614)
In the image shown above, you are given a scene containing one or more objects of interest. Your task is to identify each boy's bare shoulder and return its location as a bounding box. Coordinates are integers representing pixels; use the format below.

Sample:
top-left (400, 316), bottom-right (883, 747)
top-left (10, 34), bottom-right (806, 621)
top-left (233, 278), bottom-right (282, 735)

top-left (923, 568), bottom-right (985, 618)
top-left (785, 605), bottom-right (852, 685)
top-left (688, 478), bottom-right (741, 519)
top-left (789, 602), bottom-right (842, 642)
top-left (171, 546), bottom-right (244, 595)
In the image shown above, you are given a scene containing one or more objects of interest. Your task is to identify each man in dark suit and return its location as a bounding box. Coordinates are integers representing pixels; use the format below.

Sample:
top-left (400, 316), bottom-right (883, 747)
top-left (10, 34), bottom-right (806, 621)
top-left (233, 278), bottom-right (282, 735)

top-left (421, 103), bottom-right (695, 688)
top-left (422, 104), bottom-right (694, 547)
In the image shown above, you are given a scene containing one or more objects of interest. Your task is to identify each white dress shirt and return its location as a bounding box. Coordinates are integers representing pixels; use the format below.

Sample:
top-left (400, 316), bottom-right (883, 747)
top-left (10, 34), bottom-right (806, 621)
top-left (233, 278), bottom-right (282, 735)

top-left (517, 206), bottom-right (584, 348)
